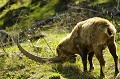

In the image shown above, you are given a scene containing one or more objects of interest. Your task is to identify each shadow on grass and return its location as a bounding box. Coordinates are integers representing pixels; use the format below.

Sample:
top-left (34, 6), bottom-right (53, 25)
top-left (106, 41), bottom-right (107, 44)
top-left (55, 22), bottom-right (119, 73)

top-left (52, 63), bottom-right (97, 79)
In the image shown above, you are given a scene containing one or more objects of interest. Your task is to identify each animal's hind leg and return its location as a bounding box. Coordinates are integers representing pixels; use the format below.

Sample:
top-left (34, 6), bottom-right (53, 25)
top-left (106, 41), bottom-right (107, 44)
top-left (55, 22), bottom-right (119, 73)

top-left (93, 46), bottom-right (105, 77)
top-left (88, 52), bottom-right (94, 72)
top-left (108, 38), bottom-right (119, 75)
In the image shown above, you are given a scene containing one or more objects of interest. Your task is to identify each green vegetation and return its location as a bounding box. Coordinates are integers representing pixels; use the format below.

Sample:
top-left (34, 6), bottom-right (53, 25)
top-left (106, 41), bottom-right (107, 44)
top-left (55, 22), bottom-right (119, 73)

top-left (0, 27), bottom-right (120, 79)
top-left (0, 0), bottom-right (120, 79)
top-left (0, 0), bottom-right (67, 30)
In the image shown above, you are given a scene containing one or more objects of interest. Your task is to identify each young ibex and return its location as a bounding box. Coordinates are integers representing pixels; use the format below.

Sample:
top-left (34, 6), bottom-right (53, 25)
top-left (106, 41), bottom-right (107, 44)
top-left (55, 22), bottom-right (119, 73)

top-left (17, 17), bottom-right (119, 77)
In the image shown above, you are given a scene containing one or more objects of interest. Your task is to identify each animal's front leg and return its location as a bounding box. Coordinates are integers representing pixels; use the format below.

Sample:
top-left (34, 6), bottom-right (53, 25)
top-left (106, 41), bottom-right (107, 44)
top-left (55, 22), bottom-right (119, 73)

top-left (88, 52), bottom-right (94, 72)
top-left (81, 50), bottom-right (88, 72)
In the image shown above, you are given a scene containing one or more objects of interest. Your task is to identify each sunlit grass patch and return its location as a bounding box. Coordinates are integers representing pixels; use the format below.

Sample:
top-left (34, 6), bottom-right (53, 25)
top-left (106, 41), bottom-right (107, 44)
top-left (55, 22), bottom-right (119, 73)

top-left (0, 0), bottom-right (7, 8)
top-left (0, 26), bottom-right (120, 79)
top-left (29, 0), bottom-right (59, 20)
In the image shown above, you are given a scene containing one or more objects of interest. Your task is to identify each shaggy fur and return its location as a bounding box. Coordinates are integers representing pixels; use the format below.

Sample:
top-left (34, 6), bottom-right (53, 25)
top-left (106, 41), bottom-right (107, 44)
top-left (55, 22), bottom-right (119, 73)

top-left (17, 17), bottom-right (119, 77)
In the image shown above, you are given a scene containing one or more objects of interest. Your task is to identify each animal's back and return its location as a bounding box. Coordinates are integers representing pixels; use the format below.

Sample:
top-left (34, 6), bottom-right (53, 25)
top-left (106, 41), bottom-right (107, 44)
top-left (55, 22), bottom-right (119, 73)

top-left (80, 17), bottom-right (116, 48)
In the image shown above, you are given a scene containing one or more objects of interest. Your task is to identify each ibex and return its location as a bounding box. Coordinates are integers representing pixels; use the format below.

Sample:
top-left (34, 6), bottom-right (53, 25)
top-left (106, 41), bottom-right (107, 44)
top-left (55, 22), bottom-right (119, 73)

top-left (17, 17), bottom-right (119, 77)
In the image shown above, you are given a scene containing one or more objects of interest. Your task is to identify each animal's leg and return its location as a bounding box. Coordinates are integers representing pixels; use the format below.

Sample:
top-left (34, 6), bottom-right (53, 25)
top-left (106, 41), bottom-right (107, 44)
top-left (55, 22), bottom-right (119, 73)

top-left (81, 50), bottom-right (88, 72)
top-left (93, 46), bottom-right (105, 77)
top-left (108, 42), bottom-right (119, 76)
top-left (88, 52), bottom-right (94, 72)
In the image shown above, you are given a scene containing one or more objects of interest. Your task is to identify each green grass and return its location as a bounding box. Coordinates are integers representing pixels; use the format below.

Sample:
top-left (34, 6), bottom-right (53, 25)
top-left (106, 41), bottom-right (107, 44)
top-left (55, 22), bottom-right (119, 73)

top-left (0, 26), bottom-right (120, 79)
top-left (0, 0), bottom-right (7, 8)
top-left (0, 0), bottom-right (120, 79)
top-left (0, 0), bottom-right (31, 18)
top-left (0, 0), bottom-right (65, 30)
top-left (29, 0), bottom-right (59, 20)
top-left (0, 0), bottom-right (117, 30)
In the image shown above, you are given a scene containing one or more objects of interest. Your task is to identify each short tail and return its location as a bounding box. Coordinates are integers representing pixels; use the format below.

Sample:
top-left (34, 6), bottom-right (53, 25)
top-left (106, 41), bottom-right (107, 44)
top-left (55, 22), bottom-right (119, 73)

top-left (107, 25), bottom-right (116, 37)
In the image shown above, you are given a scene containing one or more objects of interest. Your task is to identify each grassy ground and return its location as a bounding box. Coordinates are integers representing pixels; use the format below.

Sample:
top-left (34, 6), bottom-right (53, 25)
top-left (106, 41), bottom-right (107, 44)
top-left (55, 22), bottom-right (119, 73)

top-left (0, 26), bottom-right (120, 79)
top-left (0, 0), bottom-right (120, 79)
top-left (0, 0), bottom-right (65, 29)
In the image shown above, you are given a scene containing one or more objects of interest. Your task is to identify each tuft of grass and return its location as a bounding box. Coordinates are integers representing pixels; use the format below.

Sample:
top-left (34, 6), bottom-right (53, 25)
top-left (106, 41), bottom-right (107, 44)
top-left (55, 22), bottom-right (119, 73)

top-left (49, 73), bottom-right (61, 79)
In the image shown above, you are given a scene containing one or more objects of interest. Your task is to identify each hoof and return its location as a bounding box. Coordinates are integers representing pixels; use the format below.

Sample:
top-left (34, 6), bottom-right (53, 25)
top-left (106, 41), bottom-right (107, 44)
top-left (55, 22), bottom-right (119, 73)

top-left (115, 72), bottom-right (120, 79)
top-left (89, 67), bottom-right (94, 72)
top-left (100, 74), bottom-right (105, 79)
top-left (115, 70), bottom-right (119, 77)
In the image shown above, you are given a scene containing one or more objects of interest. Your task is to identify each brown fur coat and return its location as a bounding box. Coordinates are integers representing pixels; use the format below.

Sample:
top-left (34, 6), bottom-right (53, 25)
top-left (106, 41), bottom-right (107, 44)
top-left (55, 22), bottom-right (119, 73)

top-left (56, 17), bottom-right (116, 59)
